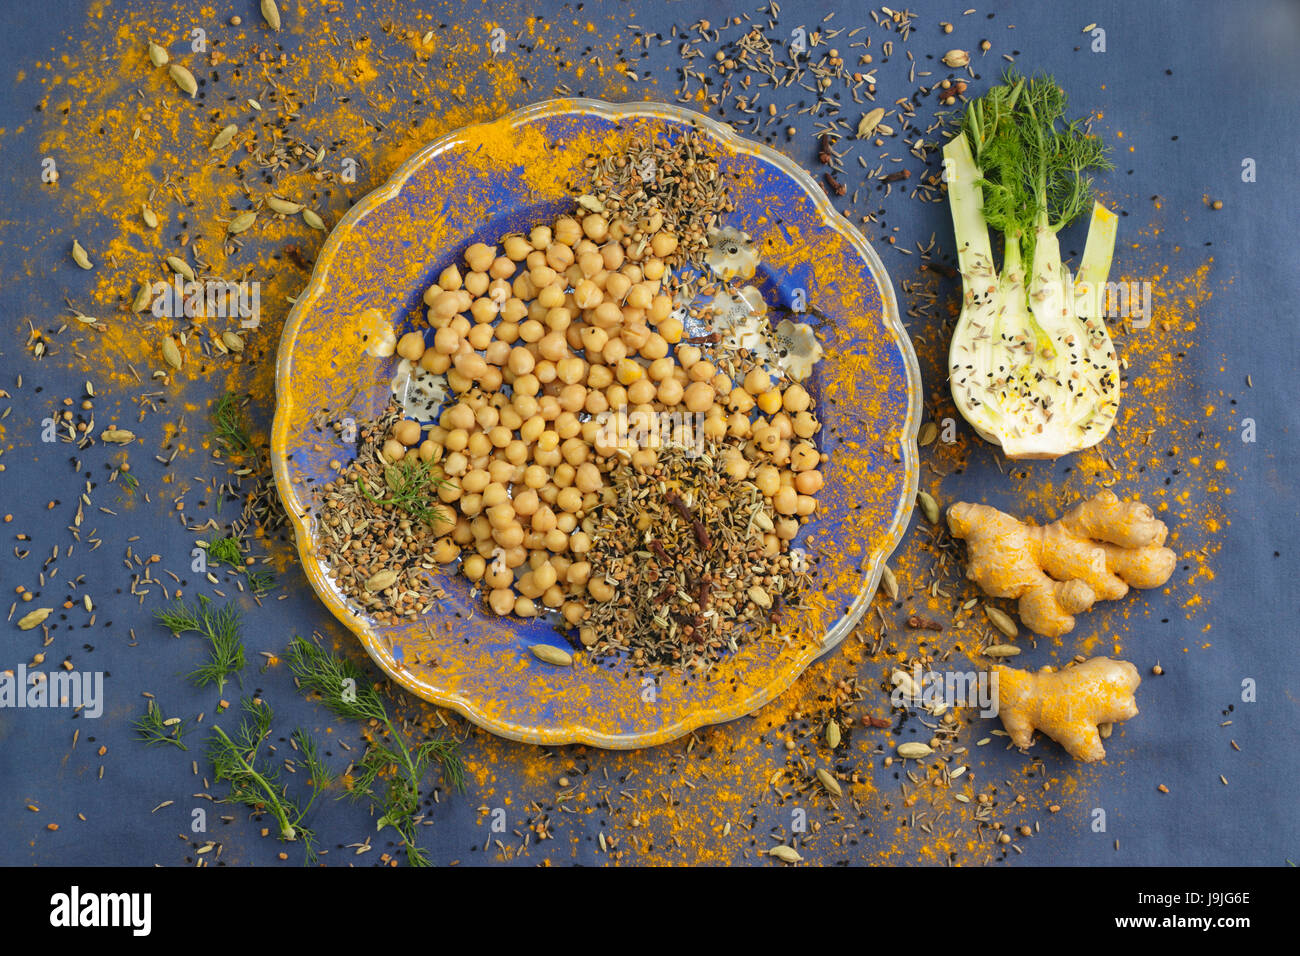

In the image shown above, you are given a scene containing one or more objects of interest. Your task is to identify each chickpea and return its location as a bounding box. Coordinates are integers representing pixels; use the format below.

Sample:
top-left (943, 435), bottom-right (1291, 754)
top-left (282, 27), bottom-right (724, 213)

top-left (553, 216), bottom-right (582, 245)
top-left (656, 315), bottom-right (683, 343)
top-left (702, 416), bottom-right (727, 440)
top-left (419, 350), bottom-right (450, 374)
top-left (392, 419), bottom-right (421, 446)
top-left (461, 553), bottom-right (487, 582)
top-left (381, 438), bottom-right (405, 463)
top-left (790, 441), bottom-right (819, 472)
top-left (556, 356), bottom-right (586, 385)
top-left (500, 234), bottom-right (529, 261)
top-left (650, 231), bottom-right (678, 258)
top-left (588, 576), bottom-right (614, 602)
top-left (463, 270), bottom-right (489, 297)
top-left (743, 367), bottom-right (771, 395)
top-left (435, 264), bottom-right (462, 291)
top-left (688, 360), bottom-right (717, 383)
top-left (529, 225), bottom-right (552, 249)
top-left (604, 271), bottom-right (631, 303)
top-left (641, 333), bottom-right (669, 360)
top-left (683, 381), bottom-right (715, 413)
top-left (460, 468), bottom-right (489, 494)
top-left (582, 214), bottom-right (609, 242)
top-left (396, 331), bottom-right (426, 361)
top-left (488, 588), bottom-right (515, 616)
top-left (579, 326), bottom-right (609, 354)
top-left (657, 377), bottom-right (684, 406)
top-left (772, 486), bottom-right (798, 516)
top-left (488, 256), bottom-right (515, 281)
top-left (462, 242), bottom-right (493, 273)
top-left (756, 388), bottom-right (783, 415)
top-left (493, 523), bottom-right (525, 550)
top-left (467, 431), bottom-right (492, 458)
top-left (753, 424), bottom-right (781, 454)
top-left (795, 469), bottom-right (824, 495)
top-left (545, 243), bottom-right (575, 271)
top-left (433, 326), bottom-right (461, 355)
top-left (754, 464), bottom-right (780, 497)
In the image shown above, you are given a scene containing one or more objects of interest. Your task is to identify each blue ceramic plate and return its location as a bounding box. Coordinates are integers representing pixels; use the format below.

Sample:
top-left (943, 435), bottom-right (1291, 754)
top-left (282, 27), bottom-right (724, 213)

top-left (272, 99), bottom-right (921, 748)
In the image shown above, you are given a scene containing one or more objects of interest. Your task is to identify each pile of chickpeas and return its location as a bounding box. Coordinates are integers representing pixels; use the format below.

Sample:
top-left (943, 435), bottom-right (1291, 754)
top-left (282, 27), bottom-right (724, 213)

top-left (375, 208), bottom-right (824, 627)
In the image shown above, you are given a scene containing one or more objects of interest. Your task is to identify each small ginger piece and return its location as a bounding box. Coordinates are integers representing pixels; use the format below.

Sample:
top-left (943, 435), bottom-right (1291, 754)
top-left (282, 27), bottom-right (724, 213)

top-left (994, 657), bottom-right (1140, 762)
top-left (948, 490), bottom-right (1176, 637)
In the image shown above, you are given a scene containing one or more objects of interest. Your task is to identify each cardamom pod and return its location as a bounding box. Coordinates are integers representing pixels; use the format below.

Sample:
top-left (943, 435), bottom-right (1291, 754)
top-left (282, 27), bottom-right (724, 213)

top-left (918, 421), bottom-right (938, 446)
top-left (917, 490), bottom-right (939, 524)
top-left (984, 604), bottom-right (1019, 638)
top-left (816, 768), bottom-right (843, 797)
top-left (529, 644), bottom-right (573, 666)
top-left (161, 336), bottom-right (182, 370)
top-left (17, 608), bottom-right (53, 631)
top-left (147, 42), bottom-right (169, 68)
top-left (266, 196), bottom-right (304, 215)
top-left (165, 256), bottom-right (195, 281)
top-left (825, 719), bottom-right (841, 749)
top-left (71, 239), bottom-right (93, 270)
top-left (261, 0), bottom-right (282, 31)
top-left (983, 644), bottom-right (1021, 658)
top-left (168, 63), bottom-right (198, 97)
top-left (365, 570), bottom-right (398, 592)
top-left (856, 107), bottom-right (885, 139)
top-left (769, 845), bottom-right (802, 863)
top-left (302, 208), bottom-right (326, 231)
top-left (943, 49), bottom-right (971, 68)
top-left (227, 210), bottom-right (257, 235)
top-left (132, 283), bottom-right (152, 313)
top-left (141, 203), bottom-right (159, 229)
top-left (221, 330), bottom-right (245, 353)
top-left (879, 564), bottom-right (899, 601)
top-left (101, 427), bottom-right (136, 443)
top-left (209, 123), bottom-right (238, 152)
top-left (896, 742), bottom-right (933, 759)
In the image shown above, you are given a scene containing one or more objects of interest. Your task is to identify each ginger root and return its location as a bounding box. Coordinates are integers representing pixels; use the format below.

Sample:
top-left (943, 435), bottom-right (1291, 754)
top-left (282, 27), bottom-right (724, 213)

top-left (948, 490), bottom-right (1176, 637)
top-left (994, 657), bottom-right (1140, 762)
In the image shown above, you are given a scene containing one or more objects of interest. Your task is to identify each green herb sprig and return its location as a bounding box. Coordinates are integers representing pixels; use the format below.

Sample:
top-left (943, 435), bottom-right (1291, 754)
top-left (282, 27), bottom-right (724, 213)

top-left (285, 636), bottom-right (464, 866)
top-left (211, 393), bottom-right (255, 457)
top-left (961, 69), bottom-right (1112, 273)
top-left (133, 699), bottom-right (188, 750)
top-left (206, 534), bottom-right (276, 597)
top-left (207, 698), bottom-right (329, 863)
top-left (357, 457), bottom-right (449, 529)
top-left (156, 595), bottom-right (246, 691)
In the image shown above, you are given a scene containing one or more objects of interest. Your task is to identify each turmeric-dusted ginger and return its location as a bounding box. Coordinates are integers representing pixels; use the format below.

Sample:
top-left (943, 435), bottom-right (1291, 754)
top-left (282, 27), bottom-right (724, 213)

top-left (948, 490), bottom-right (1176, 637)
top-left (994, 657), bottom-right (1140, 762)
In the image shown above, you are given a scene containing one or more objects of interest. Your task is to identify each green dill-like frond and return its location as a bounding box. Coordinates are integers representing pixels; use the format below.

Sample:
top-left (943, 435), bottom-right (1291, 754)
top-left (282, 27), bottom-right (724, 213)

top-left (286, 635), bottom-right (463, 866)
top-left (357, 457), bottom-right (449, 528)
top-left (157, 596), bottom-right (247, 692)
top-left (208, 699), bottom-right (320, 864)
top-left (133, 700), bottom-right (188, 750)
top-left (211, 393), bottom-right (255, 456)
top-left (246, 570), bottom-right (276, 596)
top-left (962, 69), bottom-right (1111, 264)
top-left (207, 535), bottom-right (243, 567)
top-left (285, 636), bottom-right (388, 723)
top-left (418, 738), bottom-right (466, 794)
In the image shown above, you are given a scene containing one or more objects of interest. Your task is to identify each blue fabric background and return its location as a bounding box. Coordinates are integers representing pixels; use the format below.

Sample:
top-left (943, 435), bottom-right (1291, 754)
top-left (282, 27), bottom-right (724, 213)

top-left (0, 0), bottom-right (1296, 865)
